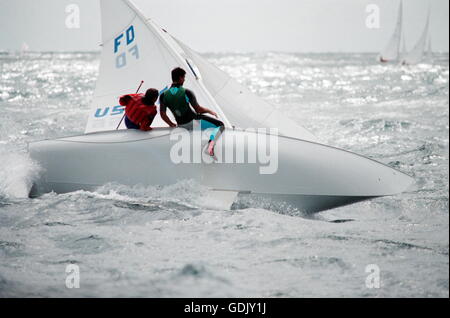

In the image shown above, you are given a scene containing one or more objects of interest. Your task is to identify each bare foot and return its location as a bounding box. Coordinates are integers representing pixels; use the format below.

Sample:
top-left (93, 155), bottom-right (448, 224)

top-left (208, 141), bottom-right (216, 157)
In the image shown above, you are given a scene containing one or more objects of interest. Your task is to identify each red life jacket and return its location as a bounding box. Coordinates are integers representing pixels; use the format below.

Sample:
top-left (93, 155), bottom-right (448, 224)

top-left (119, 94), bottom-right (157, 131)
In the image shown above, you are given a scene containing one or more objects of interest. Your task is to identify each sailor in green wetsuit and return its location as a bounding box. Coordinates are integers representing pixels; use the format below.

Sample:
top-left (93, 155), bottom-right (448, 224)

top-left (160, 67), bottom-right (225, 157)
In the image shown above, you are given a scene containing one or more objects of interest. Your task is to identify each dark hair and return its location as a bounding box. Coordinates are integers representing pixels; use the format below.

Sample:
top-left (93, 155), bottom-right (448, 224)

top-left (142, 88), bottom-right (159, 105)
top-left (119, 95), bottom-right (132, 106)
top-left (172, 67), bottom-right (187, 82)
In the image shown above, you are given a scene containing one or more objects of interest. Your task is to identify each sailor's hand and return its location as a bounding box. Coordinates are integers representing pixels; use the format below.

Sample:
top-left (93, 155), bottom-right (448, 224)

top-left (169, 123), bottom-right (177, 128)
top-left (209, 111), bottom-right (218, 118)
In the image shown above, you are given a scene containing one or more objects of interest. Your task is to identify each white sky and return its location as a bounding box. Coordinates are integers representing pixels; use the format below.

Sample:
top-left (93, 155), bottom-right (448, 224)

top-left (0, 0), bottom-right (448, 52)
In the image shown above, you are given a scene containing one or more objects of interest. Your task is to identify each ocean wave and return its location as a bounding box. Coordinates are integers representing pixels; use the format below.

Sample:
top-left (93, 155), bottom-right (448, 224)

top-left (0, 52), bottom-right (448, 297)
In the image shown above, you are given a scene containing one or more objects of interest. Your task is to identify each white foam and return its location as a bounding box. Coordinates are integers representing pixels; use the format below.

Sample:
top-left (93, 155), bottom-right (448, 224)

top-left (0, 151), bottom-right (41, 199)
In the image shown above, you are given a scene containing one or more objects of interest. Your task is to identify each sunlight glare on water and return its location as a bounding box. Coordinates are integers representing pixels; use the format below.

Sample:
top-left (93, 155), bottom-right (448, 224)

top-left (0, 51), bottom-right (448, 297)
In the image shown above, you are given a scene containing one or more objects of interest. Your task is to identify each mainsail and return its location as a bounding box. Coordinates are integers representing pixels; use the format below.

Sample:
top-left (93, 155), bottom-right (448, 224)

top-left (380, 1), bottom-right (403, 62)
top-left (173, 39), bottom-right (317, 141)
top-left (426, 36), bottom-right (433, 61)
top-left (85, 0), bottom-right (317, 142)
top-left (86, 0), bottom-right (230, 133)
top-left (400, 32), bottom-right (407, 60)
top-left (402, 8), bottom-right (430, 65)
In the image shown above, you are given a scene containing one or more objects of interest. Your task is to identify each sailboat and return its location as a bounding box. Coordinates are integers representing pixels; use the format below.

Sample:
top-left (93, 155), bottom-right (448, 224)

top-left (379, 1), bottom-right (403, 63)
top-left (28, 0), bottom-right (415, 213)
top-left (426, 36), bottom-right (433, 62)
top-left (402, 8), bottom-right (431, 65)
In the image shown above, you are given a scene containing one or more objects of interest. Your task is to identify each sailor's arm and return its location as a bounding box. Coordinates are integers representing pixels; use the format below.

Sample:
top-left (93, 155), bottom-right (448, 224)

top-left (159, 95), bottom-right (177, 128)
top-left (140, 107), bottom-right (158, 131)
top-left (160, 111), bottom-right (177, 128)
top-left (187, 90), bottom-right (218, 118)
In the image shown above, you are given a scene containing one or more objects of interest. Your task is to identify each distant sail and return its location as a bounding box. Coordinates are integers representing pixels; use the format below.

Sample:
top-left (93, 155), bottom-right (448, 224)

top-left (402, 8), bottom-right (430, 65)
top-left (85, 0), bottom-right (316, 142)
top-left (380, 1), bottom-right (403, 63)
top-left (426, 36), bottom-right (433, 61)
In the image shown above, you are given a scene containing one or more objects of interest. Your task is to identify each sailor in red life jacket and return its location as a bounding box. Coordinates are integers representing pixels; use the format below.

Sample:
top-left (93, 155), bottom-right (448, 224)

top-left (119, 88), bottom-right (159, 131)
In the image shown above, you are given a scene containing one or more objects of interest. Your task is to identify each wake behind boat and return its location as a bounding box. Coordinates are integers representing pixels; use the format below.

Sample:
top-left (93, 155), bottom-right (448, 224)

top-left (29, 0), bottom-right (415, 213)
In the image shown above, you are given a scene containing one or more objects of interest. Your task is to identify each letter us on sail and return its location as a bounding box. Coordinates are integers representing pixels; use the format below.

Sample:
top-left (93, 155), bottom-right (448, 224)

top-left (95, 105), bottom-right (124, 118)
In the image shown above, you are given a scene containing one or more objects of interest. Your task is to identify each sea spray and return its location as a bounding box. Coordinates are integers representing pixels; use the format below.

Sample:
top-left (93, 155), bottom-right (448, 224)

top-left (0, 149), bottom-right (41, 198)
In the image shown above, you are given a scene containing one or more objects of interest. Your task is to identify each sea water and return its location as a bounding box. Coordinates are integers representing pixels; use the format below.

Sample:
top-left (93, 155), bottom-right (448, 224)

top-left (0, 52), bottom-right (448, 297)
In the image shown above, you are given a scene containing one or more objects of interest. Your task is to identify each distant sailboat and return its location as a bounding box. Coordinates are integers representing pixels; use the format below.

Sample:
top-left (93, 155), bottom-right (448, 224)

top-left (426, 36), bottom-right (433, 61)
top-left (379, 1), bottom-right (403, 63)
top-left (402, 8), bottom-right (431, 65)
top-left (400, 31), bottom-right (407, 61)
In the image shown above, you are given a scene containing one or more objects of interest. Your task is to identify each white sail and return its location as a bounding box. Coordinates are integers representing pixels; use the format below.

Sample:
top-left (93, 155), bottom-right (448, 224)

top-left (380, 1), bottom-right (403, 62)
top-left (426, 36), bottom-right (433, 61)
top-left (86, 0), bottom-right (231, 133)
top-left (402, 9), bottom-right (430, 65)
top-left (401, 32), bottom-right (407, 59)
top-left (86, 0), bottom-right (316, 142)
top-left (173, 39), bottom-right (317, 142)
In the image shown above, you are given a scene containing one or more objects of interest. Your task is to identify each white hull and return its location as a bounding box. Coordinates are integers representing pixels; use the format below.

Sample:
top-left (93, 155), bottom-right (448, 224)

top-left (29, 129), bottom-right (414, 213)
